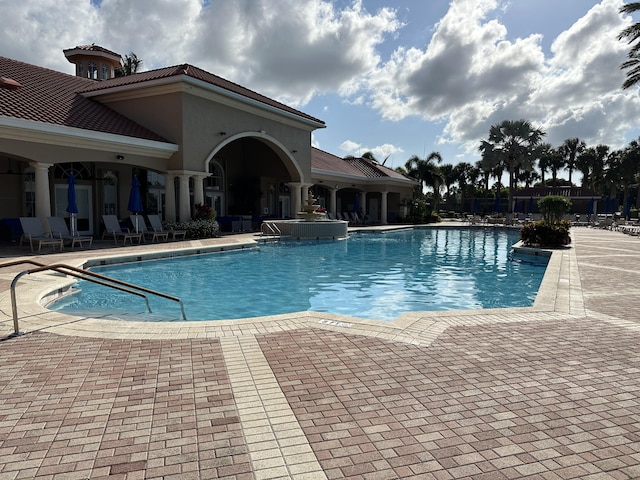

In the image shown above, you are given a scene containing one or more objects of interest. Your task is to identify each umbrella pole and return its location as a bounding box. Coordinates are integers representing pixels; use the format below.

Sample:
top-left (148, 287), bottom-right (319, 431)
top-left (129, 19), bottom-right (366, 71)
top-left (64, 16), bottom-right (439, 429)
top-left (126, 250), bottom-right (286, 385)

top-left (71, 213), bottom-right (76, 236)
top-left (135, 213), bottom-right (139, 233)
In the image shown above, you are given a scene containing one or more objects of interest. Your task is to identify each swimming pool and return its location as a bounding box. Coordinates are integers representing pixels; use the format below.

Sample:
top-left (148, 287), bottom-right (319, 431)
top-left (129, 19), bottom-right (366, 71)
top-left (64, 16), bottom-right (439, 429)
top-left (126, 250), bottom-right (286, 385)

top-left (51, 228), bottom-right (548, 322)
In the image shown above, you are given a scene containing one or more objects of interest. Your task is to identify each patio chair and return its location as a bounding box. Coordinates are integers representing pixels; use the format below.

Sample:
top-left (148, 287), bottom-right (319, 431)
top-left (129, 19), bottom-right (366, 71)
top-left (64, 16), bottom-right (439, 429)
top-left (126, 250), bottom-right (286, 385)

top-left (101, 215), bottom-right (142, 245)
top-left (129, 215), bottom-right (169, 243)
top-left (147, 214), bottom-right (186, 240)
top-left (47, 216), bottom-right (93, 249)
top-left (19, 217), bottom-right (63, 253)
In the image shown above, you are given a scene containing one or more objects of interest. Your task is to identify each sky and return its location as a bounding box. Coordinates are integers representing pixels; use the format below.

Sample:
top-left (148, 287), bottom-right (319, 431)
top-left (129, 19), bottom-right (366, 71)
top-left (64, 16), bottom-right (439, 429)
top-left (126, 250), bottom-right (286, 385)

top-left (2, 0), bottom-right (640, 173)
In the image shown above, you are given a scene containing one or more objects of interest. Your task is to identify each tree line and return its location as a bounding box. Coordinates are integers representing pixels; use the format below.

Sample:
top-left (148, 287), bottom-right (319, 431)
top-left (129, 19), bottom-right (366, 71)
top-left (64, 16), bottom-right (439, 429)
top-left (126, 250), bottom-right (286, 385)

top-left (391, 118), bottom-right (640, 215)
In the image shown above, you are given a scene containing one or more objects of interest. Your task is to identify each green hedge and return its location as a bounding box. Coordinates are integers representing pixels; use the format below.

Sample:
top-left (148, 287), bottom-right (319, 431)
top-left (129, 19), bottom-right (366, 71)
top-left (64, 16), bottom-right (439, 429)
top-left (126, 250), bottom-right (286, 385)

top-left (163, 219), bottom-right (220, 239)
top-left (520, 220), bottom-right (571, 248)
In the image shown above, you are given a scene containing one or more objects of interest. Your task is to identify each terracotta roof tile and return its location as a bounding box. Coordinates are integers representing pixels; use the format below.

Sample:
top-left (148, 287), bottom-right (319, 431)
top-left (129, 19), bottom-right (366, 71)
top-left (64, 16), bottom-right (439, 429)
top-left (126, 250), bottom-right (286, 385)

top-left (0, 56), bottom-right (167, 142)
top-left (312, 148), bottom-right (415, 182)
top-left (80, 64), bottom-right (325, 125)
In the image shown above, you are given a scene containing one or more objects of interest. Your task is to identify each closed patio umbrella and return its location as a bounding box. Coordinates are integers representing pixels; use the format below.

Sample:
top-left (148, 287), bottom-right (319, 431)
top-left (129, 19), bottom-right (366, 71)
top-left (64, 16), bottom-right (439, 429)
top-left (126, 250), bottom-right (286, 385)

top-left (66, 173), bottom-right (78, 236)
top-left (128, 175), bottom-right (143, 233)
top-left (493, 194), bottom-right (500, 213)
top-left (587, 197), bottom-right (594, 216)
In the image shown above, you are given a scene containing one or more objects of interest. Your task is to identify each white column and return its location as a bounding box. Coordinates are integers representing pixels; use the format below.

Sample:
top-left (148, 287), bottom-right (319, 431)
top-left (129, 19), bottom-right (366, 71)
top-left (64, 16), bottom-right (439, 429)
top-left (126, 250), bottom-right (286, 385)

top-left (359, 192), bottom-right (367, 215)
top-left (289, 182), bottom-right (302, 218)
top-left (178, 174), bottom-right (191, 222)
top-left (164, 173), bottom-right (176, 222)
top-left (330, 187), bottom-right (337, 216)
top-left (381, 191), bottom-right (388, 225)
top-left (192, 173), bottom-right (208, 207)
top-left (31, 162), bottom-right (53, 220)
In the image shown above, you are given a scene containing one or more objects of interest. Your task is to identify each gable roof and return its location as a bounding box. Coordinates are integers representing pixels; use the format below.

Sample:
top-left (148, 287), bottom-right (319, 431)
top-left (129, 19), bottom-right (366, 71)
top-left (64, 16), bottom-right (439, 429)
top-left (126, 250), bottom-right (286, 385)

top-left (0, 56), bottom-right (168, 142)
top-left (514, 186), bottom-right (600, 199)
top-left (312, 147), bottom-right (416, 183)
top-left (79, 64), bottom-right (326, 126)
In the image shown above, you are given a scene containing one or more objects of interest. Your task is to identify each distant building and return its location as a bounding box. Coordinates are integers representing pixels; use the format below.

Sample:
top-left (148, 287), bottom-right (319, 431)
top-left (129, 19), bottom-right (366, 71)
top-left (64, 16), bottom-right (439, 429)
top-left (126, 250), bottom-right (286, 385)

top-left (0, 45), bottom-right (417, 238)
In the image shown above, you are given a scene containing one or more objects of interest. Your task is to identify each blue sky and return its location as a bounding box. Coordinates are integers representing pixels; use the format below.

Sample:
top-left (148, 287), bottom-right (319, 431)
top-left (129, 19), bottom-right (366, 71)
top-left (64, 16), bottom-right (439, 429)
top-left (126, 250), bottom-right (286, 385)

top-left (2, 0), bottom-right (640, 174)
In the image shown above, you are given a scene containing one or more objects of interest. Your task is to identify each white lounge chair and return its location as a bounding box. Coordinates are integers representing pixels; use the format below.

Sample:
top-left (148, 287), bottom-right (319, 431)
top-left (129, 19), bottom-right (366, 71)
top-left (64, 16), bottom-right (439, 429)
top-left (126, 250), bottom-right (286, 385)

top-left (19, 217), bottom-right (63, 253)
top-left (47, 216), bottom-right (93, 249)
top-left (129, 215), bottom-right (169, 243)
top-left (147, 214), bottom-right (186, 240)
top-left (101, 215), bottom-right (142, 245)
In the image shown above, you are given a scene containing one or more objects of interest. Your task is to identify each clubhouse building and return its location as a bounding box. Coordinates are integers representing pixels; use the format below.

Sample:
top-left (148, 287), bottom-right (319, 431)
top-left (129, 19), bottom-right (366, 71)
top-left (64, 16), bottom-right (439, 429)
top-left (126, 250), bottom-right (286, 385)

top-left (0, 45), bottom-right (417, 238)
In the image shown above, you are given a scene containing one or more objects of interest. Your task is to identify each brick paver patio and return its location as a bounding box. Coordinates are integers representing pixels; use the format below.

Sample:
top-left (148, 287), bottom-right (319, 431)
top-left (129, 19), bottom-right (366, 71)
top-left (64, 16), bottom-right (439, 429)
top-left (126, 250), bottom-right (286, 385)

top-left (1, 226), bottom-right (639, 479)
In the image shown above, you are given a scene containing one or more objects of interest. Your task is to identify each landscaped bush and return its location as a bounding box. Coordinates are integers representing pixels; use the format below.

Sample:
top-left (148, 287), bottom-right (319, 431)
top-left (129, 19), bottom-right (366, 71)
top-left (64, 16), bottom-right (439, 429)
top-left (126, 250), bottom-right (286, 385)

top-left (164, 218), bottom-right (219, 239)
top-left (520, 220), bottom-right (571, 247)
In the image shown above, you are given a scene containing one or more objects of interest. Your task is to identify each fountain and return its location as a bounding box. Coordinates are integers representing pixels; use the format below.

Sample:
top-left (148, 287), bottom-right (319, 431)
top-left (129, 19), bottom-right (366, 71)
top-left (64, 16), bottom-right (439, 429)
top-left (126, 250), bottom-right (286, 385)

top-left (261, 192), bottom-right (348, 240)
top-left (298, 192), bottom-right (326, 221)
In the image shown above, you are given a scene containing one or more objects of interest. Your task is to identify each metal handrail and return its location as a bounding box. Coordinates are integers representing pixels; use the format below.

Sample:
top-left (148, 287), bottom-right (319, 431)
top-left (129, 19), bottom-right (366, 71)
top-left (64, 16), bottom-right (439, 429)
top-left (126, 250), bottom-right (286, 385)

top-left (1, 260), bottom-right (187, 336)
top-left (261, 222), bottom-right (281, 238)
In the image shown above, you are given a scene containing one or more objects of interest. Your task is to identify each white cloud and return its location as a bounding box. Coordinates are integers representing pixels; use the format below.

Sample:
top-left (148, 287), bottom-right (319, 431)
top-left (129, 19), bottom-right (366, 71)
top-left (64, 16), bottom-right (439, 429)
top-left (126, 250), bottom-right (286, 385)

top-left (362, 0), bottom-right (640, 153)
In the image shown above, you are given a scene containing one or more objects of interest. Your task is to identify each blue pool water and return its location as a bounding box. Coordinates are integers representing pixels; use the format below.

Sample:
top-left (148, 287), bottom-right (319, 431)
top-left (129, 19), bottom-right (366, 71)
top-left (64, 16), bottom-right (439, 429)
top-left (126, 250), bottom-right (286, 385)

top-left (51, 228), bottom-right (548, 322)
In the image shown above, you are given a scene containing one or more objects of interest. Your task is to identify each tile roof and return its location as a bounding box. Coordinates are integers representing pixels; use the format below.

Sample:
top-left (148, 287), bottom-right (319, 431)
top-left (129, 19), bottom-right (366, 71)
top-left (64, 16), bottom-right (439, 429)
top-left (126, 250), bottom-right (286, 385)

top-left (0, 56), bottom-right (168, 142)
top-left (80, 64), bottom-right (326, 126)
top-left (515, 186), bottom-right (600, 198)
top-left (63, 44), bottom-right (122, 59)
top-left (312, 147), bottom-right (416, 182)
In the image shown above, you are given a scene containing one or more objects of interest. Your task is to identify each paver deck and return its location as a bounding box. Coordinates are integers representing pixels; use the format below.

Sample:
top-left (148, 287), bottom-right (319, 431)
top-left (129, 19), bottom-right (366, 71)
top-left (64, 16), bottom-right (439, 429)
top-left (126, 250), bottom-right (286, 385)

top-left (1, 226), bottom-right (639, 479)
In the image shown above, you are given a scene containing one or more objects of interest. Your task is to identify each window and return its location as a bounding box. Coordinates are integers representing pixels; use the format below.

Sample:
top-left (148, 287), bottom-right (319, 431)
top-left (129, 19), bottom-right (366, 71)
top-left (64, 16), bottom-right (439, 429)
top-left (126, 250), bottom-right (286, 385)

top-left (103, 174), bottom-right (117, 215)
top-left (88, 62), bottom-right (97, 80)
top-left (101, 63), bottom-right (109, 80)
top-left (206, 162), bottom-right (223, 190)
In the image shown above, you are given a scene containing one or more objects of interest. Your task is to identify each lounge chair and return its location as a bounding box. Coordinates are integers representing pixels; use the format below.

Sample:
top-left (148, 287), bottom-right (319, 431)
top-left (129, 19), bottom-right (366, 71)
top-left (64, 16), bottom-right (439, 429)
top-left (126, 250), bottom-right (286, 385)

top-left (129, 215), bottom-right (169, 243)
top-left (47, 216), bottom-right (93, 249)
top-left (19, 217), bottom-right (63, 253)
top-left (101, 215), bottom-right (142, 245)
top-left (147, 214), bottom-right (186, 240)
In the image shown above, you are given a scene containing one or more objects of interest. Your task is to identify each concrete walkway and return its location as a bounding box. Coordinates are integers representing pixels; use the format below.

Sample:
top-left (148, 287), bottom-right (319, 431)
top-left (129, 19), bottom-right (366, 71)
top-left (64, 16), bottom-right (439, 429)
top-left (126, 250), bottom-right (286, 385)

top-left (0, 226), bottom-right (639, 479)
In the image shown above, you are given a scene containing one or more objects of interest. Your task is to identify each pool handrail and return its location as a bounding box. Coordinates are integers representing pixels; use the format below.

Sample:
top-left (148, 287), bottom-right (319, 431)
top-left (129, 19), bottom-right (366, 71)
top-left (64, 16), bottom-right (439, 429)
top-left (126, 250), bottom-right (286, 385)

top-left (1, 260), bottom-right (187, 336)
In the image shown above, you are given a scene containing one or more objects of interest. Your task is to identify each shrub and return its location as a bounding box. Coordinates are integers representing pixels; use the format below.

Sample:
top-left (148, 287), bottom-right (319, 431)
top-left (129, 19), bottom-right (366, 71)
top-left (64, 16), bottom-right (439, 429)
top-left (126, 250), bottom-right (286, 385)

top-left (164, 218), bottom-right (219, 239)
top-left (538, 195), bottom-right (571, 225)
top-left (194, 203), bottom-right (215, 220)
top-left (520, 220), bottom-right (571, 247)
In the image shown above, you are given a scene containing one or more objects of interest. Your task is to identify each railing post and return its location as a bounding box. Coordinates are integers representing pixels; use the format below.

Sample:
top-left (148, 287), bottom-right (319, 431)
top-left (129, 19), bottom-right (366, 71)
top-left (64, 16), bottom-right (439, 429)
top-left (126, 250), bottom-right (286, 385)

top-left (10, 271), bottom-right (28, 336)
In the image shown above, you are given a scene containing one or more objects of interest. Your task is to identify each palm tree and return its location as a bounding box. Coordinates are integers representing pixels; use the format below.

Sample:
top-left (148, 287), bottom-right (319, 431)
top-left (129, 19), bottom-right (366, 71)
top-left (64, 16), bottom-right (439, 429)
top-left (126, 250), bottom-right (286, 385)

top-left (618, 2), bottom-right (640, 89)
top-left (438, 163), bottom-right (456, 206)
top-left (453, 162), bottom-right (476, 212)
top-left (560, 138), bottom-right (586, 185)
top-left (482, 120), bottom-right (545, 212)
top-left (404, 152), bottom-right (444, 205)
top-left (537, 143), bottom-right (554, 185)
top-left (116, 52), bottom-right (143, 77)
top-left (548, 147), bottom-right (566, 185)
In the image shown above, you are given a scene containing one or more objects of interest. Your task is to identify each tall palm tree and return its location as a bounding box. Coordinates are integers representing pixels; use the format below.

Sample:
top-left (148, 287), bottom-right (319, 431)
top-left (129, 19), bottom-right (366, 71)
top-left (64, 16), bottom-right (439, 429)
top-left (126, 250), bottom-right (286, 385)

top-left (404, 152), bottom-right (443, 205)
top-left (548, 147), bottom-right (566, 185)
top-left (453, 162), bottom-right (476, 211)
top-left (537, 142), bottom-right (554, 185)
top-left (618, 2), bottom-right (640, 89)
top-left (560, 138), bottom-right (586, 185)
top-left (482, 120), bottom-right (545, 212)
top-left (439, 163), bottom-right (456, 206)
top-left (116, 52), bottom-right (143, 77)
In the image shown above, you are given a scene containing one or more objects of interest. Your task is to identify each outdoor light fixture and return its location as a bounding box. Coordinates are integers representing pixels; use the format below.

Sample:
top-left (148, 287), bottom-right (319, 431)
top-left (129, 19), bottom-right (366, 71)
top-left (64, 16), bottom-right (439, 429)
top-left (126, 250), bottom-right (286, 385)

top-left (116, 154), bottom-right (124, 160)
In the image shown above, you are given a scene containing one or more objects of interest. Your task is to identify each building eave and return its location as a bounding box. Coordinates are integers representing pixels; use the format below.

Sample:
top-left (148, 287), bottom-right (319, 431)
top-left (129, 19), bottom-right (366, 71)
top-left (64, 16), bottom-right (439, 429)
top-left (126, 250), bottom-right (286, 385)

top-left (0, 115), bottom-right (178, 158)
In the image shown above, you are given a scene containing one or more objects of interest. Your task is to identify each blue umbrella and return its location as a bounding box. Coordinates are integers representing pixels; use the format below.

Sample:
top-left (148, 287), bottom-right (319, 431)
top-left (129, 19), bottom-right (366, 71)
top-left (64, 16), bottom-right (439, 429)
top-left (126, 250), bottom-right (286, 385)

top-left (528, 197), bottom-right (534, 213)
top-left (494, 194), bottom-right (500, 212)
top-left (472, 197), bottom-right (479, 214)
top-left (353, 192), bottom-right (360, 213)
top-left (587, 197), bottom-right (594, 216)
top-left (66, 173), bottom-right (78, 235)
top-left (128, 175), bottom-right (143, 232)
top-left (625, 196), bottom-right (632, 218)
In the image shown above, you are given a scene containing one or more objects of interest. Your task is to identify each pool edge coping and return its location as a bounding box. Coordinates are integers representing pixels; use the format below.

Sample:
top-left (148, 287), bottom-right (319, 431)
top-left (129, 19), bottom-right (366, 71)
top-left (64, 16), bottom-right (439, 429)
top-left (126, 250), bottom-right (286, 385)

top-left (2, 227), bottom-right (581, 341)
